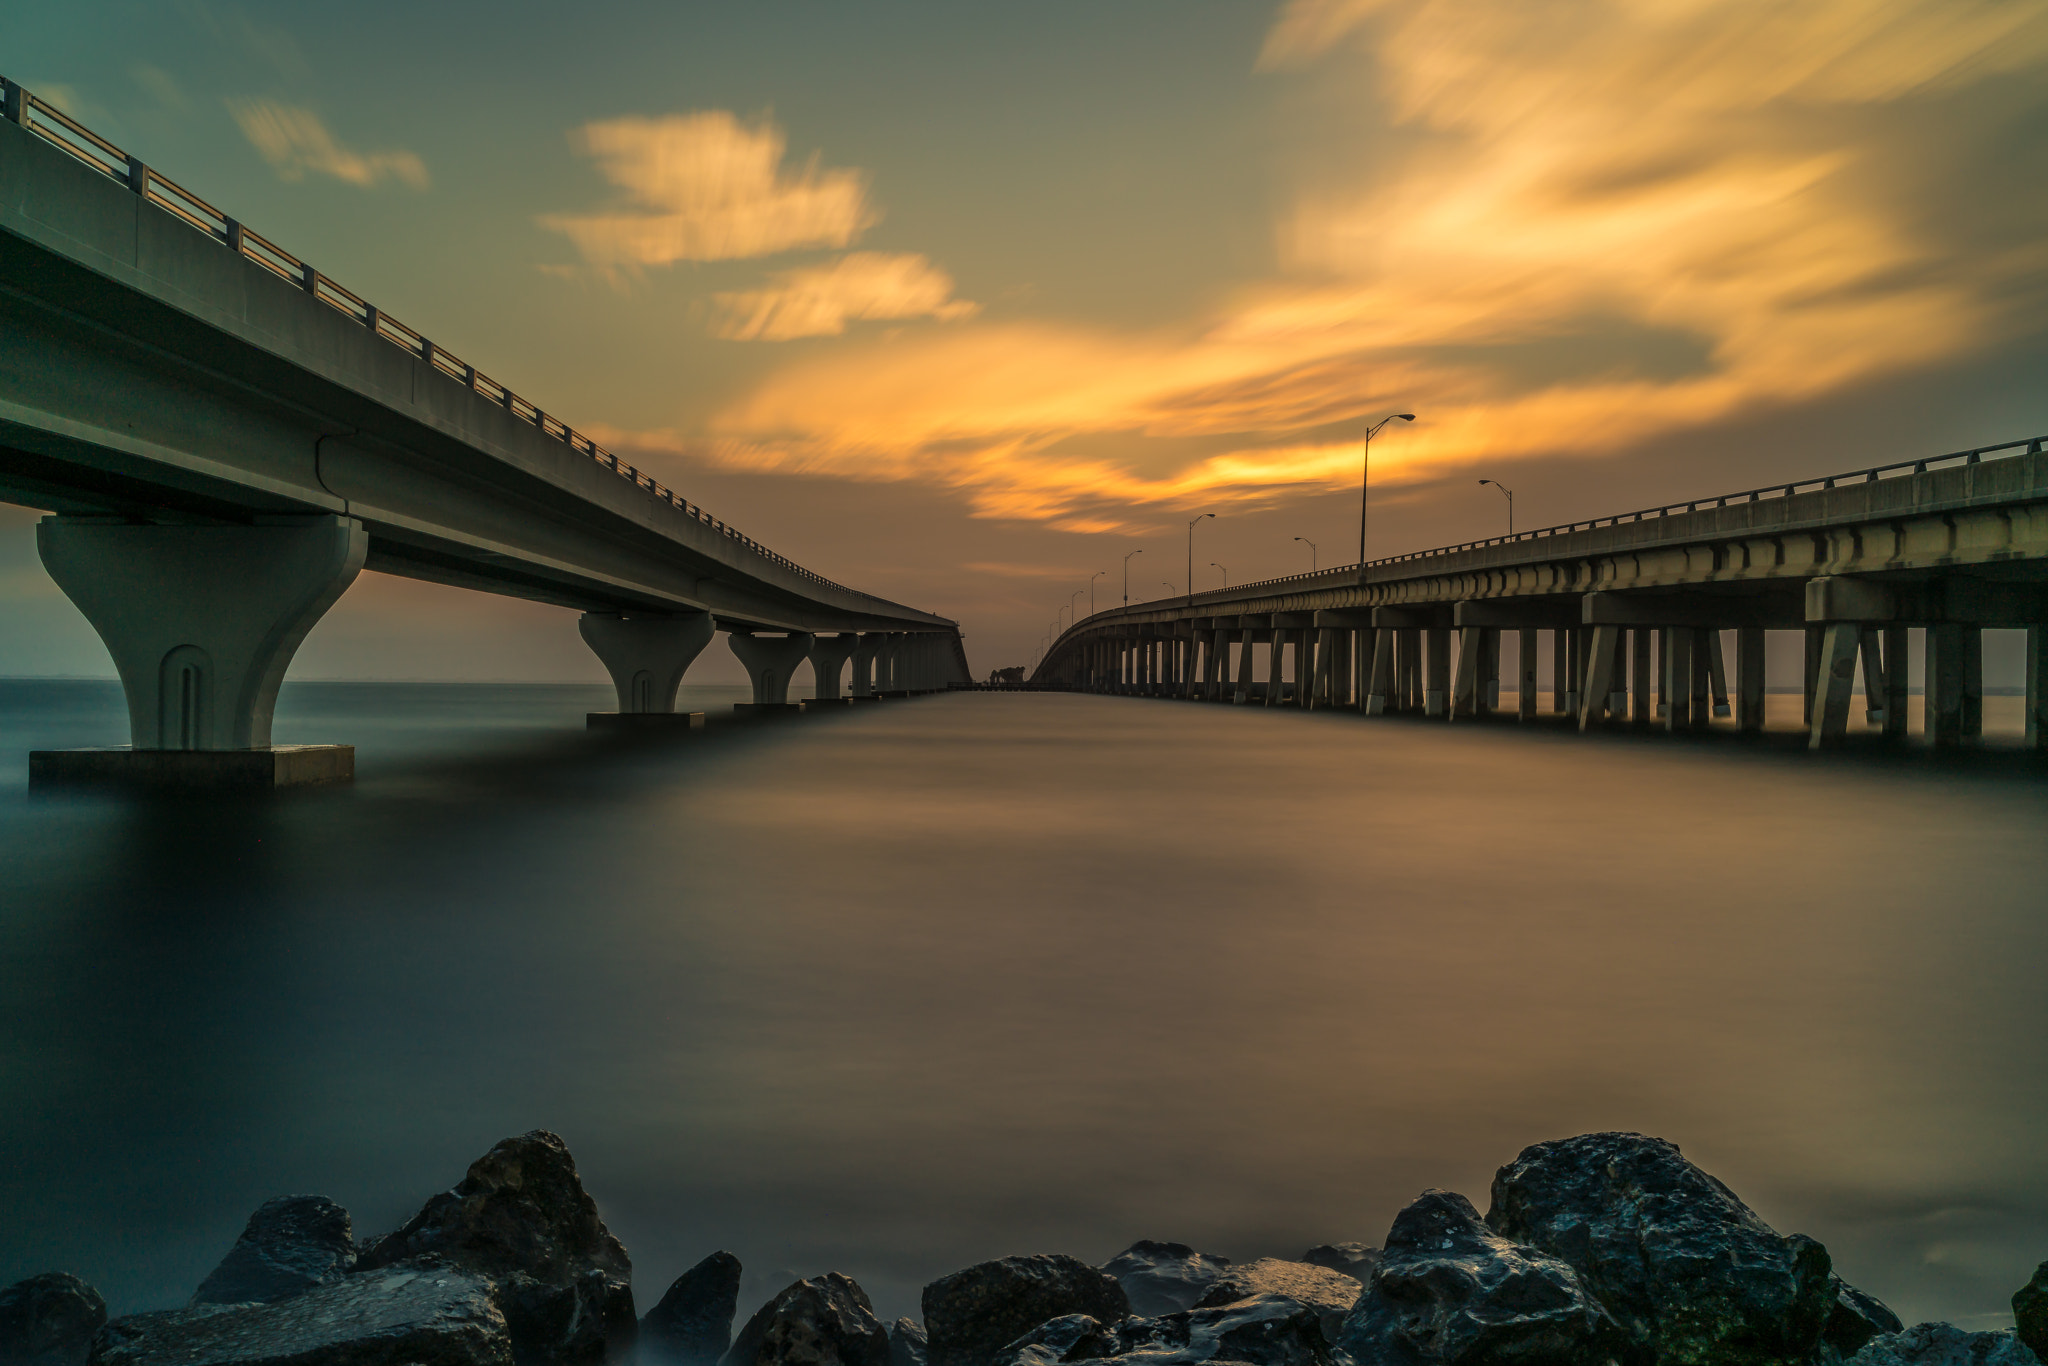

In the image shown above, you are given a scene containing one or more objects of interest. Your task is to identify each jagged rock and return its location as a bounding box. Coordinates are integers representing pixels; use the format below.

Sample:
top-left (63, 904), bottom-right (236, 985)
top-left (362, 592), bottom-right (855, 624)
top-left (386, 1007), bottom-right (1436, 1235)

top-left (192, 1196), bottom-right (356, 1306)
top-left (720, 1274), bottom-right (888, 1366)
top-left (1300, 1246), bottom-right (1378, 1283)
top-left (1487, 1132), bottom-right (1834, 1365)
top-left (1101, 1243), bottom-right (1232, 1317)
top-left (1336, 1189), bottom-right (1622, 1366)
top-left (1844, 1323), bottom-right (2041, 1365)
top-left (0, 1274), bottom-right (106, 1366)
top-left (1113, 1293), bottom-right (1334, 1366)
top-left (922, 1256), bottom-right (1128, 1366)
top-left (889, 1319), bottom-right (928, 1366)
top-left (988, 1315), bottom-right (1117, 1366)
top-left (1825, 1277), bottom-right (1906, 1357)
top-left (1195, 1259), bottom-right (1359, 1339)
top-left (355, 1130), bottom-right (635, 1365)
top-left (643, 1253), bottom-right (742, 1366)
top-left (2015, 1262), bottom-right (2048, 1360)
top-left (89, 1262), bottom-right (508, 1366)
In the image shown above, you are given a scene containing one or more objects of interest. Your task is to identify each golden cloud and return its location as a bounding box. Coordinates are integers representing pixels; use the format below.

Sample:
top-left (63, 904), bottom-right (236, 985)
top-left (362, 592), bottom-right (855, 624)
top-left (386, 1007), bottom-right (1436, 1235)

top-left (712, 252), bottom-right (979, 340)
top-left (227, 100), bottom-right (428, 189)
top-left (541, 111), bottom-right (876, 270)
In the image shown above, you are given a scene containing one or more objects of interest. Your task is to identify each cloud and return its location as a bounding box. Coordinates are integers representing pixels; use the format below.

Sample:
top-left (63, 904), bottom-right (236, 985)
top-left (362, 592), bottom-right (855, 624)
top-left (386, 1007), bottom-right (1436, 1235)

top-left (541, 112), bottom-right (876, 271)
top-left (227, 100), bottom-right (428, 189)
top-left (712, 253), bottom-right (978, 340)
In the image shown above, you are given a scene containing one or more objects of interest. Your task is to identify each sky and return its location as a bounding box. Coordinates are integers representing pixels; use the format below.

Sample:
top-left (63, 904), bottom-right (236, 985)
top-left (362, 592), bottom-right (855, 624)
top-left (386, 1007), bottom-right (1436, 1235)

top-left (3, 0), bottom-right (2047, 681)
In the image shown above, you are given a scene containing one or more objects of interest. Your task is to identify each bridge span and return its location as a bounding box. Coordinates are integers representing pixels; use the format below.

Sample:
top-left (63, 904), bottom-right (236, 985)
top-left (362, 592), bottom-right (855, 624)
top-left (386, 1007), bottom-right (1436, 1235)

top-left (0, 79), bottom-right (967, 785)
top-left (1033, 436), bottom-right (2048, 751)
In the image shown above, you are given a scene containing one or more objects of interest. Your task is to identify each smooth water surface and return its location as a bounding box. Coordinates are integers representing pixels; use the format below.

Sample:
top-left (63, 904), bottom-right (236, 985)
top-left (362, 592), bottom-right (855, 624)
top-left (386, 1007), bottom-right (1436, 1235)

top-left (2, 681), bottom-right (2045, 1330)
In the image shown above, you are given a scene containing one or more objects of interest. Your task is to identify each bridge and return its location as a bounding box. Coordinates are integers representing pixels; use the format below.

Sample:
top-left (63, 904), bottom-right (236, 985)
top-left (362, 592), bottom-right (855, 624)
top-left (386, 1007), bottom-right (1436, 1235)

top-left (1032, 436), bottom-right (2048, 751)
top-left (0, 78), bottom-right (968, 786)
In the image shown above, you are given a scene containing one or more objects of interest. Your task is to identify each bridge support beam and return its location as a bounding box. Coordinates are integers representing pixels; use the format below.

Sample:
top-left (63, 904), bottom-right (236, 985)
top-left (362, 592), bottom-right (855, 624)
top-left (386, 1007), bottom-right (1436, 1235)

top-left (580, 610), bottom-right (715, 728)
top-left (1808, 622), bottom-right (1864, 749)
top-left (807, 633), bottom-right (860, 701)
top-left (1735, 627), bottom-right (1766, 732)
top-left (728, 631), bottom-right (815, 710)
top-left (32, 515), bottom-right (365, 788)
top-left (1579, 625), bottom-right (1625, 731)
top-left (2030, 626), bottom-right (2048, 750)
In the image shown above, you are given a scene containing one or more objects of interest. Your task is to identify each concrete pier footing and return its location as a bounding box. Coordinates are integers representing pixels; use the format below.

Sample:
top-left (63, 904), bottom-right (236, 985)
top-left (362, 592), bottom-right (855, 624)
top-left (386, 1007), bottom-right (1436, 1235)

top-left (30, 744), bottom-right (353, 790)
top-left (586, 711), bottom-right (706, 732)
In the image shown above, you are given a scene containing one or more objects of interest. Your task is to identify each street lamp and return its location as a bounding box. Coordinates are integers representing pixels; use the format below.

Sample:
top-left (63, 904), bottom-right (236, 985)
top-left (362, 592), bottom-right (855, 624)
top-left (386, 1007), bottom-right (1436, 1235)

top-left (1294, 536), bottom-right (1318, 571)
top-left (1161, 582), bottom-right (1177, 598)
top-left (1068, 589), bottom-right (1086, 626)
top-left (1088, 570), bottom-right (1105, 616)
top-left (1478, 478), bottom-right (1514, 536)
top-left (1186, 512), bottom-right (1214, 608)
top-left (1211, 562), bottom-right (1229, 588)
top-left (1122, 548), bottom-right (1143, 606)
top-left (1357, 413), bottom-right (1416, 576)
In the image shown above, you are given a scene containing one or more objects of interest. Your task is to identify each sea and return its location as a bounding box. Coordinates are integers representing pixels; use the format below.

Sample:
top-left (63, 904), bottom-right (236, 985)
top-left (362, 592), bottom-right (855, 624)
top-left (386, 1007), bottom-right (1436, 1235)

top-left (1, 679), bottom-right (2044, 1332)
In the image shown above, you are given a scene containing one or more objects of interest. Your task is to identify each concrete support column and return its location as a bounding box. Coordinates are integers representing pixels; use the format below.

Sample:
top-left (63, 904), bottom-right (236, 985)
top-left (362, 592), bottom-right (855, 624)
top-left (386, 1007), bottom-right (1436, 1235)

top-left (1264, 629), bottom-right (1285, 706)
top-left (1883, 625), bottom-right (1909, 740)
top-left (729, 631), bottom-right (815, 706)
top-left (1424, 628), bottom-right (1450, 717)
top-left (1232, 630), bottom-right (1257, 703)
top-left (1399, 628), bottom-right (1422, 711)
top-left (37, 515), bottom-right (366, 756)
top-left (1579, 624), bottom-right (1624, 731)
top-left (1211, 627), bottom-right (1232, 701)
top-left (1551, 628), bottom-right (1569, 713)
top-left (580, 610), bottom-right (716, 713)
top-left (1706, 631), bottom-right (1732, 719)
top-left (1518, 628), bottom-right (1538, 721)
top-left (1633, 628), bottom-right (1656, 724)
top-left (1735, 627), bottom-right (1766, 733)
top-left (850, 635), bottom-right (878, 697)
top-left (1451, 626), bottom-right (1481, 719)
top-left (1666, 629), bottom-right (1694, 732)
top-left (1809, 622), bottom-right (1863, 749)
top-left (1928, 623), bottom-right (1963, 745)
top-left (1366, 629), bottom-right (1394, 714)
top-left (2027, 625), bottom-right (2048, 750)
top-left (1480, 628), bottom-right (1501, 716)
top-left (1857, 631), bottom-right (1886, 727)
top-left (1962, 625), bottom-right (1984, 738)
top-left (807, 633), bottom-right (860, 699)
top-left (1802, 625), bottom-right (1823, 726)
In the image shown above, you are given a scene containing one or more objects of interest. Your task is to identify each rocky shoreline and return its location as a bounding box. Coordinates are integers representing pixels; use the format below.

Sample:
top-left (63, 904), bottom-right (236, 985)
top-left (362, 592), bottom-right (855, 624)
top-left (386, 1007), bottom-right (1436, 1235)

top-left (4, 1130), bottom-right (2043, 1366)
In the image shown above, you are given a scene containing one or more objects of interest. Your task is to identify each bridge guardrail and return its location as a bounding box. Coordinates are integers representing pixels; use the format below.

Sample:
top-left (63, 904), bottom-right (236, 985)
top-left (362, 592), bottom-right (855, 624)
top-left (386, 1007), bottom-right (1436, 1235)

top-left (0, 74), bottom-right (933, 616)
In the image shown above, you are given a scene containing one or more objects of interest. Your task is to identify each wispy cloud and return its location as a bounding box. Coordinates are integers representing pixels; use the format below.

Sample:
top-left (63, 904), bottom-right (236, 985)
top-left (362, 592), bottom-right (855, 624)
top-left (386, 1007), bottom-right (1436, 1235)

top-left (227, 100), bottom-right (428, 189)
top-left (712, 252), bottom-right (977, 340)
top-left (541, 112), bottom-right (875, 272)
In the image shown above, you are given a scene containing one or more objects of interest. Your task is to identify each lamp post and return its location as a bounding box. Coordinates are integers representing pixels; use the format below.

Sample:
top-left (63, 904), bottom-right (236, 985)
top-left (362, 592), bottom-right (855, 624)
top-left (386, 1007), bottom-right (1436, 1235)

top-left (1186, 512), bottom-right (1214, 609)
top-left (1357, 413), bottom-right (1416, 578)
top-left (1088, 570), bottom-right (1105, 616)
top-left (1478, 478), bottom-right (1514, 536)
top-left (1161, 582), bottom-right (1177, 598)
top-left (1068, 589), bottom-right (1085, 628)
top-left (1122, 548), bottom-right (1143, 606)
top-left (1211, 561), bottom-right (1229, 588)
top-left (1294, 536), bottom-right (1318, 571)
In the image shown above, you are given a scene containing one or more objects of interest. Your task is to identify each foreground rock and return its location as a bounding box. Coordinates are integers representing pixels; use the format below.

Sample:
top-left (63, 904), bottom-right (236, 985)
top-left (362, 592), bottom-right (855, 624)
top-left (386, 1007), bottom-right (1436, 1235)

top-left (357, 1130), bottom-right (634, 1365)
top-left (888, 1319), bottom-right (928, 1366)
top-left (2016, 1262), bottom-right (2048, 1361)
top-left (1101, 1243), bottom-right (1231, 1317)
top-left (1826, 1277), bottom-right (1906, 1358)
top-left (90, 1263), bottom-right (508, 1366)
top-left (989, 1315), bottom-right (1118, 1366)
top-left (923, 1257), bottom-right (1127, 1366)
top-left (0, 1274), bottom-right (107, 1366)
top-left (1195, 1258), bottom-right (1359, 1339)
top-left (1488, 1132), bottom-right (1835, 1365)
top-left (1300, 1245), bottom-right (1378, 1283)
top-left (1844, 1323), bottom-right (2040, 1365)
top-left (641, 1252), bottom-right (741, 1366)
top-left (1338, 1189), bottom-right (1623, 1366)
top-left (192, 1196), bottom-right (356, 1306)
top-left (721, 1275), bottom-right (887, 1366)
top-left (994, 1293), bottom-right (1332, 1366)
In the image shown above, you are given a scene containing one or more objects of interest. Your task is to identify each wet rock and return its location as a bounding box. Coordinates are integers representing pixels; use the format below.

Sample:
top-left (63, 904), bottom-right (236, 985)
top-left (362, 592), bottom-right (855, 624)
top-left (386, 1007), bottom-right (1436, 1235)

top-left (1336, 1189), bottom-right (1622, 1366)
top-left (1115, 1292), bottom-right (1334, 1366)
top-left (922, 1256), bottom-right (1128, 1366)
top-left (192, 1196), bottom-right (356, 1306)
top-left (0, 1273), bottom-right (107, 1366)
top-left (355, 1130), bottom-right (635, 1366)
top-left (1843, 1323), bottom-right (2041, 1365)
top-left (1825, 1277), bottom-right (1906, 1358)
top-left (988, 1315), bottom-right (1117, 1366)
top-left (1100, 1243), bottom-right (1231, 1317)
top-left (89, 1262), bottom-right (509, 1366)
top-left (888, 1319), bottom-right (928, 1366)
top-left (2015, 1262), bottom-right (2048, 1361)
top-left (1300, 1245), bottom-right (1379, 1283)
top-left (1487, 1132), bottom-right (1834, 1365)
top-left (1194, 1259), bottom-right (1360, 1339)
top-left (642, 1253), bottom-right (742, 1366)
top-left (720, 1274), bottom-right (888, 1366)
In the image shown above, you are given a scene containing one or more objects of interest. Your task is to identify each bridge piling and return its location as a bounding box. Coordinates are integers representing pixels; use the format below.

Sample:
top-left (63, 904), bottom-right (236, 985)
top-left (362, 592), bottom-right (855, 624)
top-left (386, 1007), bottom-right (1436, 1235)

top-left (580, 611), bottom-right (715, 730)
top-left (728, 631), bottom-right (815, 711)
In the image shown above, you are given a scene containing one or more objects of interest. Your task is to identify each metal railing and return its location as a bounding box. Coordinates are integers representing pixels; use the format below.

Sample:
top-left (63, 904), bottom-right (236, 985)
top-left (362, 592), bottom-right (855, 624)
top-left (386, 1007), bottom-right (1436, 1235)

top-left (0, 75), bottom-right (902, 608)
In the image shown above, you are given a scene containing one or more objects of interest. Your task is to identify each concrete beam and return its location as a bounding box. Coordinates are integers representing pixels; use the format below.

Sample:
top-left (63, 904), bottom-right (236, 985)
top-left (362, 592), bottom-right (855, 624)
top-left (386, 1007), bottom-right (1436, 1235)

top-left (1582, 590), bottom-right (1802, 628)
top-left (1372, 605), bottom-right (1455, 629)
top-left (1454, 599), bottom-right (1580, 629)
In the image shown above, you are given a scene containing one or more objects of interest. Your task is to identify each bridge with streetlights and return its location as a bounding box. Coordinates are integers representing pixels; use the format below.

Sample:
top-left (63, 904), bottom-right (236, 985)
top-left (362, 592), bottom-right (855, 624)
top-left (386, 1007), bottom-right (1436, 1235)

top-left (0, 78), bottom-right (968, 786)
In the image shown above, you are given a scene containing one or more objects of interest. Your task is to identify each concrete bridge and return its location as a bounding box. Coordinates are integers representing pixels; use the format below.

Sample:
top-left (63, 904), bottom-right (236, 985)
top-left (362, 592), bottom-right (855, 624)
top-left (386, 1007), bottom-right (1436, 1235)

top-left (0, 79), bottom-right (968, 785)
top-left (1034, 436), bottom-right (2048, 751)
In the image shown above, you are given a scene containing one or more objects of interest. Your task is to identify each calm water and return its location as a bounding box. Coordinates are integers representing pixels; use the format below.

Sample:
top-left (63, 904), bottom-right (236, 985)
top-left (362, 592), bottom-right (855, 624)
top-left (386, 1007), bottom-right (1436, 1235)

top-left (2, 680), bottom-right (2045, 1333)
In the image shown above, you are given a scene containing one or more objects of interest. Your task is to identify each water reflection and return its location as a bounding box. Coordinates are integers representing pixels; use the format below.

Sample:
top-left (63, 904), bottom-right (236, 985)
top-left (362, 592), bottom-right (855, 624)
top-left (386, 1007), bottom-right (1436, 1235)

top-left (0, 683), bottom-right (2043, 1332)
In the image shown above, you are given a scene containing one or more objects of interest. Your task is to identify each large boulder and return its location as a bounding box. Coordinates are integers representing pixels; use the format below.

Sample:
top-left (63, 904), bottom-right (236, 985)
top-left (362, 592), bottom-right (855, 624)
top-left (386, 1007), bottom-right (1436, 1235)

top-left (1100, 1243), bottom-right (1231, 1317)
top-left (1194, 1259), bottom-right (1360, 1339)
top-left (1844, 1323), bottom-right (2041, 1365)
top-left (192, 1196), bottom-right (357, 1305)
top-left (719, 1274), bottom-right (888, 1366)
top-left (356, 1130), bottom-right (634, 1365)
top-left (1301, 1246), bottom-right (1379, 1283)
top-left (1119, 1293), bottom-right (1333, 1366)
top-left (887, 1319), bottom-right (928, 1366)
top-left (642, 1253), bottom-right (741, 1366)
top-left (1825, 1277), bottom-right (1905, 1358)
top-left (1486, 1132), bottom-right (1834, 1365)
top-left (0, 1274), bottom-right (107, 1366)
top-left (2015, 1262), bottom-right (2048, 1361)
top-left (89, 1262), bottom-right (509, 1366)
top-left (1337, 1189), bottom-right (1623, 1366)
top-left (922, 1257), bottom-right (1127, 1366)
top-left (988, 1315), bottom-right (1118, 1366)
